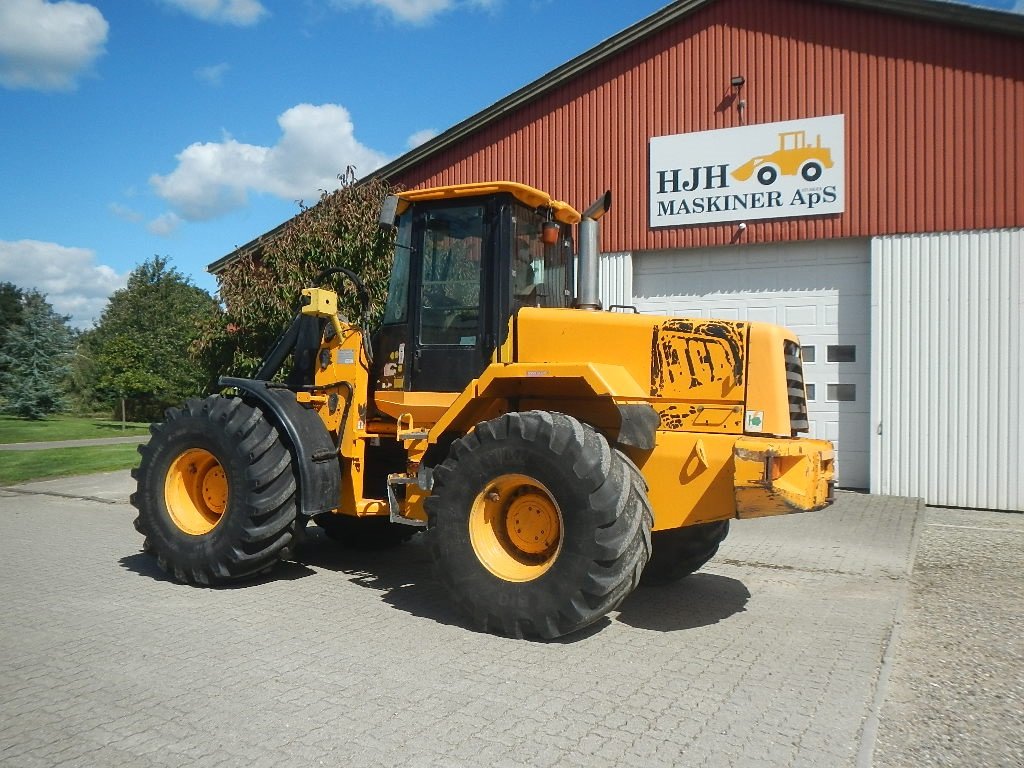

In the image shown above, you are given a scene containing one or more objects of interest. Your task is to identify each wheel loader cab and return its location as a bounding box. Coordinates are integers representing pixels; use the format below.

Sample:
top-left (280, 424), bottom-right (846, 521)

top-left (371, 185), bottom-right (576, 404)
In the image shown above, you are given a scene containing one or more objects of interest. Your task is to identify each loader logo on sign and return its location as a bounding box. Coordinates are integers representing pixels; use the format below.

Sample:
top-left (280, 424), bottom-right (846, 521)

top-left (649, 115), bottom-right (844, 227)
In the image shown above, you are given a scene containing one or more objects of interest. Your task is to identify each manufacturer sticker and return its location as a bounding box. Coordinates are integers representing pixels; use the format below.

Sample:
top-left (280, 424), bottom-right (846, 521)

top-left (336, 349), bottom-right (355, 365)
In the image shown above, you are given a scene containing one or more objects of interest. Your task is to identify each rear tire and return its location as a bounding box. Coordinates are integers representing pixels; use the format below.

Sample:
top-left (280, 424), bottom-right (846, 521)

top-left (426, 411), bottom-right (652, 639)
top-left (131, 395), bottom-right (299, 585)
top-left (640, 520), bottom-right (730, 586)
top-left (313, 513), bottom-right (418, 549)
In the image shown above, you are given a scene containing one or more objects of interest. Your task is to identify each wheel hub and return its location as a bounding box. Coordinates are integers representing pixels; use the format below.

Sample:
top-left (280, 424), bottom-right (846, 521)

top-left (505, 493), bottom-right (559, 555)
top-left (469, 474), bottom-right (563, 582)
top-left (164, 448), bottom-right (228, 536)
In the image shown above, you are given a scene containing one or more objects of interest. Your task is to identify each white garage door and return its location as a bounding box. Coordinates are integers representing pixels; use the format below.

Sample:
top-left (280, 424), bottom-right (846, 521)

top-left (633, 239), bottom-right (871, 488)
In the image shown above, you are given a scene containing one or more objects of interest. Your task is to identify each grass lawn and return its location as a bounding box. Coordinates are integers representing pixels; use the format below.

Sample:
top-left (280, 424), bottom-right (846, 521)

top-left (0, 415), bottom-right (151, 444)
top-left (0, 444), bottom-right (142, 486)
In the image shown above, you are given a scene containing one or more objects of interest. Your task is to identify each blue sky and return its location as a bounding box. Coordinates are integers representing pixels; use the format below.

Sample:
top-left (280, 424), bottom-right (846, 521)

top-left (1, 0), bottom-right (1020, 328)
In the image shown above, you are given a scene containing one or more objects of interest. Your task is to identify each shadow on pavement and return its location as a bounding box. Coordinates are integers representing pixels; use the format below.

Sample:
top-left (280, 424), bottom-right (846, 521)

top-left (119, 552), bottom-right (175, 582)
top-left (299, 531), bottom-right (617, 643)
top-left (297, 529), bottom-right (471, 632)
top-left (301, 530), bottom-right (751, 639)
top-left (615, 573), bottom-right (750, 632)
top-left (119, 528), bottom-right (750, 640)
top-left (118, 551), bottom-right (317, 584)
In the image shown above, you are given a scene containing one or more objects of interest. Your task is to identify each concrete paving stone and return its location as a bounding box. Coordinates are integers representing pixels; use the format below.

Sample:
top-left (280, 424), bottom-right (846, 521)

top-left (6, 476), bottom-right (1008, 768)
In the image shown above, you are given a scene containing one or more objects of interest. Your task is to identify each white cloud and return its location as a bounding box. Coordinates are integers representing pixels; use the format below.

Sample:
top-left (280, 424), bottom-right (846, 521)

top-left (195, 62), bottom-right (230, 86)
top-left (0, 239), bottom-right (126, 329)
top-left (0, 0), bottom-right (108, 91)
top-left (147, 212), bottom-right (183, 237)
top-left (160, 0), bottom-right (267, 26)
top-left (150, 103), bottom-right (390, 221)
top-left (108, 202), bottom-right (144, 223)
top-left (331, 0), bottom-right (497, 24)
top-left (407, 128), bottom-right (438, 149)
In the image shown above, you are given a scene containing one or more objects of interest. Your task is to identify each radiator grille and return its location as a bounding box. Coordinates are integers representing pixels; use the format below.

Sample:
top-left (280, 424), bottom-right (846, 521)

top-left (784, 340), bottom-right (810, 433)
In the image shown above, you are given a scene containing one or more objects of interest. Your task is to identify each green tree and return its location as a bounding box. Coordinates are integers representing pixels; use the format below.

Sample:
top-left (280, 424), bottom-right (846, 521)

top-left (196, 169), bottom-right (396, 376)
top-left (0, 291), bottom-right (74, 419)
top-left (81, 256), bottom-right (221, 421)
top-left (0, 282), bottom-right (28, 382)
top-left (0, 282), bottom-right (26, 333)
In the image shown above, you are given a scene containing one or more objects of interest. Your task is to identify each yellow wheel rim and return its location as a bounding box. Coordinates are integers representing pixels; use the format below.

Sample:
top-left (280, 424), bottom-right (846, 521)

top-left (164, 448), bottom-right (228, 535)
top-left (468, 474), bottom-right (562, 582)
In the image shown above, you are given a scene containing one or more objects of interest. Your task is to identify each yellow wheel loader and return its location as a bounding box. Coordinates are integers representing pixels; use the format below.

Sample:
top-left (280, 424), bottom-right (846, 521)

top-left (132, 182), bottom-right (834, 639)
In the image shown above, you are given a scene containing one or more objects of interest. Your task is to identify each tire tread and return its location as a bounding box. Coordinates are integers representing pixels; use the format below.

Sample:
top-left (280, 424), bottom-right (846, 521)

top-left (131, 394), bottom-right (298, 585)
top-left (427, 410), bottom-right (652, 639)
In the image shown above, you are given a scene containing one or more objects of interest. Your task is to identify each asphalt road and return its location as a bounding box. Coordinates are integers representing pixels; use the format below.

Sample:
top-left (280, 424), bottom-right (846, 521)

top-left (0, 436), bottom-right (149, 451)
top-left (0, 471), bottom-right (1019, 767)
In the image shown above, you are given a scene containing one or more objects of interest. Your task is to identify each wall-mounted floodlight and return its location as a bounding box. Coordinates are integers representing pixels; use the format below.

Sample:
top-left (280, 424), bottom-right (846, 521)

top-left (730, 75), bottom-right (747, 118)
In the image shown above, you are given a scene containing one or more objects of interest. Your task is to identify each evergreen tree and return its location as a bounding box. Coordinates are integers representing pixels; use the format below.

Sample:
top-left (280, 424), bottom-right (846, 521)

top-left (0, 282), bottom-right (28, 382)
top-left (0, 291), bottom-right (74, 419)
top-left (0, 282), bottom-right (26, 333)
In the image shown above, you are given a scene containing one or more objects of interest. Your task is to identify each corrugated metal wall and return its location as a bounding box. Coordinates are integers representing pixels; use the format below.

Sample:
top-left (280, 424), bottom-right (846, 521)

top-left (598, 252), bottom-right (634, 310)
top-left (388, 0), bottom-right (1023, 252)
top-left (871, 229), bottom-right (1023, 510)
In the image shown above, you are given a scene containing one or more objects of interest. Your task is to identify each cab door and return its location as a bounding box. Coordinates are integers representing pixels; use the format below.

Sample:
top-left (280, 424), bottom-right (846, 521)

top-left (409, 202), bottom-right (496, 393)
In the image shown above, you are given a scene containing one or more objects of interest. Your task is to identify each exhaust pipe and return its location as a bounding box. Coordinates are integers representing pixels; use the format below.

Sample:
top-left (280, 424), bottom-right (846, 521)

top-left (577, 190), bottom-right (612, 311)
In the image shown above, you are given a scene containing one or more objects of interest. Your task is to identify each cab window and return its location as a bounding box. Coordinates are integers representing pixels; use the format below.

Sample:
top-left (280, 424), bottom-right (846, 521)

top-left (419, 205), bottom-right (484, 346)
top-left (381, 211), bottom-right (412, 324)
top-left (511, 204), bottom-right (572, 309)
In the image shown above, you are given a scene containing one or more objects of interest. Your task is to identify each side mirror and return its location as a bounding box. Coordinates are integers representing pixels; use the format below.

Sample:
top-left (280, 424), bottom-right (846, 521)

top-left (378, 195), bottom-right (400, 230)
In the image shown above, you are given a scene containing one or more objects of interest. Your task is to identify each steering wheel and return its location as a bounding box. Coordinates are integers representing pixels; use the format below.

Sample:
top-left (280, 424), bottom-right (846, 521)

top-left (424, 289), bottom-right (460, 309)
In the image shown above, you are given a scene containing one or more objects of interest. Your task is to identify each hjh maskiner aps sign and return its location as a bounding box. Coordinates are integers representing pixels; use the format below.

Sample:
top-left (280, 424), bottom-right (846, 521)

top-left (649, 114), bottom-right (845, 227)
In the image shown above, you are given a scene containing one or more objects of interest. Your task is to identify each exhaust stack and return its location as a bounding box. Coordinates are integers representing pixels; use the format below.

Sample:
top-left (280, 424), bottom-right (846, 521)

top-left (577, 190), bottom-right (612, 311)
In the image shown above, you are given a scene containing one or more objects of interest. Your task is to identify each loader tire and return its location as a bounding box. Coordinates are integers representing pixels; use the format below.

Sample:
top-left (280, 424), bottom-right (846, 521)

top-left (640, 520), bottom-right (730, 586)
top-left (426, 411), bottom-right (653, 639)
top-left (131, 395), bottom-right (299, 585)
top-left (313, 513), bottom-right (418, 550)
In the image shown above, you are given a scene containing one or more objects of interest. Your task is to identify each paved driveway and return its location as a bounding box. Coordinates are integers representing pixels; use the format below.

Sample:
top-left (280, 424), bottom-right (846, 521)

top-left (0, 473), bottom-right (919, 768)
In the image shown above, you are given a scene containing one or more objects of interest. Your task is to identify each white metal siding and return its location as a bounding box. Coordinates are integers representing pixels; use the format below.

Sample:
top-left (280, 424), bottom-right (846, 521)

top-left (598, 251), bottom-right (633, 310)
top-left (871, 229), bottom-right (1023, 510)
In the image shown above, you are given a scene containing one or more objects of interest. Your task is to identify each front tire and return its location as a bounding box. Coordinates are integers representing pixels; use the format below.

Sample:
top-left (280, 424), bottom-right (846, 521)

top-left (131, 395), bottom-right (299, 585)
top-left (426, 411), bottom-right (652, 639)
